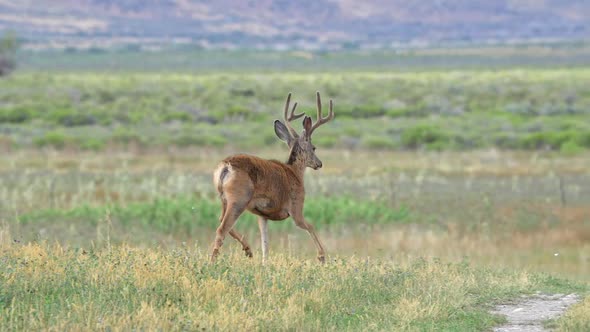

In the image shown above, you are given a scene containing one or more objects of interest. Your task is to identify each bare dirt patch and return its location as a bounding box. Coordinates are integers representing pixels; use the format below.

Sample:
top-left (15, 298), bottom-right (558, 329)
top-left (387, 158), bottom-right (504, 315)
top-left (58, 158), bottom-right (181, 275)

top-left (492, 293), bottom-right (580, 332)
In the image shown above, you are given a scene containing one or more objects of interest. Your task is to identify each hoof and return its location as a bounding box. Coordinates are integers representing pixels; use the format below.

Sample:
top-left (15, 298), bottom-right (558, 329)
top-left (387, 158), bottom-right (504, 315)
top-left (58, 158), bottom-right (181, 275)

top-left (210, 249), bottom-right (220, 263)
top-left (317, 255), bottom-right (325, 264)
top-left (244, 247), bottom-right (253, 258)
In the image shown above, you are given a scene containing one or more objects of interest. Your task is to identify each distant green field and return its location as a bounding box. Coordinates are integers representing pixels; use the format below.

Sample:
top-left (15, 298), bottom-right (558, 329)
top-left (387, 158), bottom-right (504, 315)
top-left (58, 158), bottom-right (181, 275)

top-left (17, 45), bottom-right (590, 72)
top-left (1, 69), bottom-right (589, 152)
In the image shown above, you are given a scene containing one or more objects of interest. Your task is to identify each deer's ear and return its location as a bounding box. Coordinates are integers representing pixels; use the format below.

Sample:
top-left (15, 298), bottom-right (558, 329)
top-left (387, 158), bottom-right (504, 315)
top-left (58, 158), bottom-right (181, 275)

top-left (274, 120), bottom-right (292, 145)
top-left (302, 116), bottom-right (312, 137)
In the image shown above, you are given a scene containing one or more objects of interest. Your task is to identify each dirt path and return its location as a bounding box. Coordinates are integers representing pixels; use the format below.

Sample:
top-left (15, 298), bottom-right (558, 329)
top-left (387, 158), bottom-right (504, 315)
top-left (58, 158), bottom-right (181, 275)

top-left (492, 293), bottom-right (580, 332)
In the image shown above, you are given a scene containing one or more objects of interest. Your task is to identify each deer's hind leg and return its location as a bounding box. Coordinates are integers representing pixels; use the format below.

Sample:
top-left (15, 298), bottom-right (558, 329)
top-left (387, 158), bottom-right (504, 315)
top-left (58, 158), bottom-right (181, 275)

top-left (229, 229), bottom-right (253, 258)
top-left (211, 201), bottom-right (248, 262)
top-left (210, 174), bottom-right (253, 262)
top-left (218, 197), bottom-right (253, 258)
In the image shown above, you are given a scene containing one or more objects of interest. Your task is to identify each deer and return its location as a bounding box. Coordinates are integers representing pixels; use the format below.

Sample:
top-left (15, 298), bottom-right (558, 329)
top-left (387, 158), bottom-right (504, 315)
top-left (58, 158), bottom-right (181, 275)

top-left (210, 92), bottom-right (335, 263)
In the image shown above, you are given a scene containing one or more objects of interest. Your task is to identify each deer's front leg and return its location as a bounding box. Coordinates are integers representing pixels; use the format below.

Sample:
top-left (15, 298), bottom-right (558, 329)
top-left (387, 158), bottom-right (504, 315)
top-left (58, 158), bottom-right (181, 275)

top-left (257, 217), bottom-right (269, 263)
top-left (290, 208), bottom-right (326, 263)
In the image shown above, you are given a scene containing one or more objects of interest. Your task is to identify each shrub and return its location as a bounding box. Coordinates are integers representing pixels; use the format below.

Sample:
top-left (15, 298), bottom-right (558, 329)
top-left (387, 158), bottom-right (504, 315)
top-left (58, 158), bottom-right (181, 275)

top-left (79, 137), bottom-right (106, 151)
top-left (208, 105), bottom-right (263, 122)
top-left (576, 131), bottom-right (590, 148)
top-left (332, 104), bottom-right (385, 119)
top-left (351, 104), bottom-right (386, 118)
top-left (424, 95), bottom-right (456, 115)
top-left (505, 102), bottom-right (535, 116)
top-left (560, 140), bottom-right (584, 155)
top-left (201, 134), bottom-right (227, 147)
top-left (493, 134), bottom-right (520, 149)
top-left (401, 124), bottom-right (450, 149)
top-left (225, 105), bottom-right (264, 121)
top-left (522, 132), bottom-right (559, 150)
top-left (97, 89), bottom-right (116, 103)
top-left (171, 133), bottom-right (226, 147)
top-left (386, 107), bottom-right (414, 118)
top-left (34, 131), bottom-right (70, 149)
top-left (0, 107), bottom-right (32, 123)
top-left (386, 102), bottom-right (429, 117)
top-left (313, 135), bottom-right (338, 148)
top-left (171, 134), bottom-right (204, 147)
top-left (162, 111), bottom-right (193, 123)
top-left (49, 109), bottom-right (97, 127)
top-left (112, 128), bottom-right (142, 144)
top-left (522, 131), bottom-right (587, 150)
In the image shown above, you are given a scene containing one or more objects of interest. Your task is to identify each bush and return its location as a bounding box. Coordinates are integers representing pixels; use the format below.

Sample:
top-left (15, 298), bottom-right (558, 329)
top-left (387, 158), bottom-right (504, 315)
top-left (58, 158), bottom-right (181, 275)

top-left (386, 101), bottom-right (430, 117)
top-left (522, 132), bottom-right (559, 150)
top-left (162, 111), bottom-right (193, 123)
top-left (49, 109), bottom-right (97, 127)
top-left (0, 107), bottom-right (32, 123)
top-left (560, 140), bottom-right (584, 155)
top-left (78, 137), bottom-right (106, 151)
top-left (505, 102), bottom-right (535, 116)
top-left (313, 135), bottom-right (338, 148)
top-left (576, 131), bottom-right (590, 148)
top-left (493, 134), bottom-right (517, 149)
top-left (171, 133), bottom-right (226, 147)
top-left (521, 131), bottom-right (587, 150)
top-left (352, 104), bottom-right (386, 118)
top-left (225, 105), bottom-right (264, 121)
top-left (401, 124), bottom-right (450, 149)
top-left (386, 107), bottom-right (414, 118)
top-left (34, 131), bottom-right (70, 149)
top-left (332, 104), bottom-right (386, 119)
top-left (171, 134), bottom-right (204, 147)
top-left (112, 128), bottom-right (143, 144)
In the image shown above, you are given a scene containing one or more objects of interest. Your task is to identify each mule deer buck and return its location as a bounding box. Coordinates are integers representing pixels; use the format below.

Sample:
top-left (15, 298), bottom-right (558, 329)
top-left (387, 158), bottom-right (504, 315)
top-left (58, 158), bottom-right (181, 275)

top-left (210, 92), bottom-right (335, 263)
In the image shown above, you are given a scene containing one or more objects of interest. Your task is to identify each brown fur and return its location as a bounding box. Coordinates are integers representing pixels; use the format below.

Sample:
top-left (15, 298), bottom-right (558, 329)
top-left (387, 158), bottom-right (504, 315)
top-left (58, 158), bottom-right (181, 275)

top-left (216, 154), bottom-right (303, 221)
top-left (209, 92), bottom-right (334, 263)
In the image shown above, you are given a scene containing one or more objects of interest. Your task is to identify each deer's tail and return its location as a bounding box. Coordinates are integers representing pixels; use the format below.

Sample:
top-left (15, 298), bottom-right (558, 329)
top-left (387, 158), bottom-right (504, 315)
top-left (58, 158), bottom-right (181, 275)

top-left (213, 162), bottom-right (230, 196)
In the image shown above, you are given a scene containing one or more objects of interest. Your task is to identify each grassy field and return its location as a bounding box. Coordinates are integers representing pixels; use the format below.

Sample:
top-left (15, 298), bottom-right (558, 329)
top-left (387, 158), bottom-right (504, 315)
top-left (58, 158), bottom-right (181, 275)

top-left (1, 62), bottom-right (590, 330)
top-left (1, 69), bottom-right (590, 152)
top-left (0, 147), bottom-right (589, 330)
top-left (0, 241), bottom-right (586, 331)
top-left (17, 45), bottom-right (590, 72)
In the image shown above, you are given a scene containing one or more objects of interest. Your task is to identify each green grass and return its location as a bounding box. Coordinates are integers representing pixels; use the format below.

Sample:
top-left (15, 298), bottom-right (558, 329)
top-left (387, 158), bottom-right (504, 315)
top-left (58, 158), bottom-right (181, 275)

top-left (16, 195), bottom-right (409, 236)
top-left (1, 69), bottom-right (589, 152)
top-left (16, 45), bottom-right (590, 72)
top-left (0, 242), bottom-right (586, 331)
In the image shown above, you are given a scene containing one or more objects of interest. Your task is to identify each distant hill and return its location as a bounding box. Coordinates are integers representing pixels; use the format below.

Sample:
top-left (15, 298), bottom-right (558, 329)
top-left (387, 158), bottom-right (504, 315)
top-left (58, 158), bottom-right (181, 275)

top-left (1, 0), bottom-right (589, 50)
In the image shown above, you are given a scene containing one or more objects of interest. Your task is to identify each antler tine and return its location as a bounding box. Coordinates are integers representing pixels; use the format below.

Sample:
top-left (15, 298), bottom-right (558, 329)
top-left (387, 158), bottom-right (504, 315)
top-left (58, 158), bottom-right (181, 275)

top-left (309, 91), bottom-right (334, 136)
top-left (288, 103), bottom-right (304, 121)
top-left (283, 92), bottom-right (304, 138)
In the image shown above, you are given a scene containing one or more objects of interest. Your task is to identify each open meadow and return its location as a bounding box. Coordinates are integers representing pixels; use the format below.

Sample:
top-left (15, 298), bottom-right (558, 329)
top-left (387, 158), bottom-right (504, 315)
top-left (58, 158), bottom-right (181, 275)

top-left (1, 64), bottom-right (590, 330)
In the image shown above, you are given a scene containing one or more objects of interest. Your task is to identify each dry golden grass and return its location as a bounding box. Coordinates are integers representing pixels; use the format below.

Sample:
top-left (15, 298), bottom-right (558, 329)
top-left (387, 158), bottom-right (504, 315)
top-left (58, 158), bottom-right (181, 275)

top-left (557, 296), bottom-right (590, 331)
top-left (0, 240), bottom-right (583, 332)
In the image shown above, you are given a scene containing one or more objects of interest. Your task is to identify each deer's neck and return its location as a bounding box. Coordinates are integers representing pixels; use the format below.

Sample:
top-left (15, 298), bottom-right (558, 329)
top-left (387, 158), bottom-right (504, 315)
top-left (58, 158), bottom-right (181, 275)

top-left (286, 142), bottom-right (307, 179)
